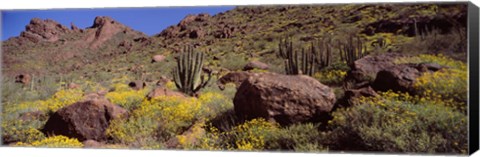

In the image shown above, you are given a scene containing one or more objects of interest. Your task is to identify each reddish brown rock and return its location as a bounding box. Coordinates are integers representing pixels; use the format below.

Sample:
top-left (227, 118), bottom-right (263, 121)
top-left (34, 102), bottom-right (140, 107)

top-left (83, 140), bottom-right (104, 148)
top-left (18, 18), bottom-right (71, 43)
top-left (337, 86), bottom-right (378, 108)
top-left (146, 87), bottom-right (186, 100)
top-left (68, 83), bottom-right (80, 89)
top-left (234, 73), bottom-right (336, 126)
top-left (128, 80), bottom-right (146, 90)
top-left (41, 99), bottom-right (128, 141)
top-left (347, 53), bottom-right (407, 83)
top-left (243, 61), bottom-right (269, 71)
top-left (151, 55), bottom-right (166, 63)
top-left (372, 63), bottom-right (432, 94)
top-left (15, 73), bottom-right (31, 85)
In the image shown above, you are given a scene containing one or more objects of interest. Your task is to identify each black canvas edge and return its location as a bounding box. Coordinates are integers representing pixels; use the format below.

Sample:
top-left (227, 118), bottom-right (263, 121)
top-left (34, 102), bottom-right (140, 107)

top-left (468, 1), bottom-right (479, 155)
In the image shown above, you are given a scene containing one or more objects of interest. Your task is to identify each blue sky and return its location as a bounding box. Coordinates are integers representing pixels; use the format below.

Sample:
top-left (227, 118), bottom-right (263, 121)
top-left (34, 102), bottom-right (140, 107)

top-left (1, 6), bottom-right (235, 41)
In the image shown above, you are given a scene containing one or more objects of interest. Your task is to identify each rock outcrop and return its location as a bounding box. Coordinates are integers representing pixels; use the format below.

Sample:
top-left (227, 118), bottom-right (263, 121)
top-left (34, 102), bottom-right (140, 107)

top-left (19, 18), bottom-right (71, 43)
top-left (233, 73), bottom-right (336, 126)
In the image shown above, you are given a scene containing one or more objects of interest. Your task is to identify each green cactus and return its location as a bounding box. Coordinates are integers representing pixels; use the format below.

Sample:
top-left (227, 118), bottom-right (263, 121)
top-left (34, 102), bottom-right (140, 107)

top-left (339, 35), bottom-right (368, 66)
top-left (311, 38), bottom-right (332, 70)
top-left (283, 41), bottom-right (316, 76)
top-left (172, 46), bottom-right (212, 96)
top-left (278, 37), bottom-right (293, 59)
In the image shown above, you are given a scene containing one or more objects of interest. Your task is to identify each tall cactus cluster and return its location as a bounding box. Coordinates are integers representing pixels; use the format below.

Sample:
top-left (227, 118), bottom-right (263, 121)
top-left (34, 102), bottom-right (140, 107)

top-left (339, 35), bottom-right (368, 66)
top-left (311, 38), bottom-right (332, 69)
top-left (279, 37), bottom-right (334, 76)
top-left (172, 46), bottom-right (212, 96)
top-left (278, 37), bottom-right (293, 59)
top-left (284, 46), bottom-right (316, 76)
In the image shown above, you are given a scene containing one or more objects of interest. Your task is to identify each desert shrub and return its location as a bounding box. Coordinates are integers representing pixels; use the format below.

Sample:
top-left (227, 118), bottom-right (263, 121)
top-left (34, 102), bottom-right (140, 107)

top-left (395, 54), bottom-right (467, 111)
top-left (414, 68), bottom-right (467, 111)
top-left (328, 91), bottom-right (468, 154)
top-left (394, 54), bottom-right (466, 70)
top-left (2, 119), bottom-right (46, 144)
top-left (4, 88), bottom-right (83, 115)
top-left (14, 135), bottom-right (83, 148)
top-left (105, 83), bottom-right (148, 111)
top-left (266, 123), bottom-right (328, 152)
top-left (198, 118), bottom-right (280, 151)
top-left (198, 91), bottom-right (234, 118)
top-left (107, 92), bottom-right (231, 147)
top-left (176, 122), bottom-right (206, 149)
top-left (313, 69), bottom-right (347, 85)
top-left (220, 53), bottom-right (248, 71)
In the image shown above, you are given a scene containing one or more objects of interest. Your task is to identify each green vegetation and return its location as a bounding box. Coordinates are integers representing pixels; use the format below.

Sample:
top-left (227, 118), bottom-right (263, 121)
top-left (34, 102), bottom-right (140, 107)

top-left (172, 46), bottom-right (212, 96)
top-left (282, 38), bottom-right (316, 76)
top-left (338, 35), bottom-right (368, 66)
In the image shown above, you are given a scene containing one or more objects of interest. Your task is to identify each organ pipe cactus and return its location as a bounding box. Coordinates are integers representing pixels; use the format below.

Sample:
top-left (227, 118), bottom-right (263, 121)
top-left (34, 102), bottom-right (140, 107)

top-left (172, 46), bottom-right (212, 96)
top-left (312, 38), bottom-right (332, 69)
top-left (284, 44), bottom-right (316, 76)
top-left (278, 37), bottom-right (293, 59)
top-left (339, 35), bottom-right (368, 66)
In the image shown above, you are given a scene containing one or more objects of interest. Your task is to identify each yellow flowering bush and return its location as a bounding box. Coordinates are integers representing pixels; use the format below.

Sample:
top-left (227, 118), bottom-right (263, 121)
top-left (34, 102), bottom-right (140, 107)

top-left (2, 119), bottom-right (46, 144)
top-left (5, 88), bottom-right (83, 114)
top-left (414, 68), bottom-right (467, 110)
top-left (176, 122), bottom-right (206, 149)
top-left (329, 91), bottom-right (468, 154)
top-left (106, 83), bottom-right (148, 110)
top-left (107, 96), bottom-right (206, 147)
top-left (313, 70), bottom-right (347, 85)
top-left (395, 54), bottom-right (467, 111)
top-left (198, 92), bottom-right (234, 118)
top-left (14, 135), bottom-right (83, 148)
top-left (199, 118), bottom-right (280, 151)
top-left (394, 54), bottom-right (466, 71)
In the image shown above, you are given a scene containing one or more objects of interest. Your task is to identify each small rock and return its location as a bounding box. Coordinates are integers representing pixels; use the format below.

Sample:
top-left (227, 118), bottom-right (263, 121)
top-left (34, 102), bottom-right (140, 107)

top-left (151, 55), bottom-right (166, 63)
top-left (242, 61), bottom-right (269, 71)
top-left (146, 87), bottom-right (185, 100)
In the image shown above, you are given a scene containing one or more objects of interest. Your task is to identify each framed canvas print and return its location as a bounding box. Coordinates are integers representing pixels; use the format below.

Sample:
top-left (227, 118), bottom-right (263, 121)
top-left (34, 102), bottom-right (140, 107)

top-left (1, 0), bottom-right (479, 156)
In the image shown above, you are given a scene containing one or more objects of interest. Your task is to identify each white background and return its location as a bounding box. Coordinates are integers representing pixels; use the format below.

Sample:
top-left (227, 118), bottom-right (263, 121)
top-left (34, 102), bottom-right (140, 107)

top-left (0, 0), bottom-right (479, 157)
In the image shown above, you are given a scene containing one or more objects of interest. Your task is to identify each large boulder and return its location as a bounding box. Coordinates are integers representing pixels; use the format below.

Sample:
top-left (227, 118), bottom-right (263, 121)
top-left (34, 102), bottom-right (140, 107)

top-left (243, 61), bottom-right (269, 71)
top-left (372, 63), bottom-right (442, 94)
top-left (347, 53), bottom-right (406, 85)
top-left (41, 98), bottom-right (128, 142)
top-left (233, 73), bottom-right (336, 126)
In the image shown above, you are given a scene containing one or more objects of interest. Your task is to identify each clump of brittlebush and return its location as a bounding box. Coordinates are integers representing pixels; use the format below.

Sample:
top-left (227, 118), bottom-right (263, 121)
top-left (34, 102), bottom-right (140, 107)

top-left (106, 91), bottom-right (231, 148)
top-left (313, 70), bottom-right (347, 85)
top-left (5, 88), bottom-right (83, 115)
top-left (395, 54), bottom-right (467, 111)
top-left (328, 90), bottom-right (467, 154)
top-left (105, 83), bottom-right (148, 111)
top-left (14, 135), bottom-right (83, 148)
top-left (198, 118), bottom-right (280, 151)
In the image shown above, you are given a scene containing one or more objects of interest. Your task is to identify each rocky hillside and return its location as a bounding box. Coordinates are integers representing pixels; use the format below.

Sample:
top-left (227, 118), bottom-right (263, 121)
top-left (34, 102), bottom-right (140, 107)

top-left (2, 3), bottom-right (467, 81)
top-left (2, 16), bottom-right (146, 76)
